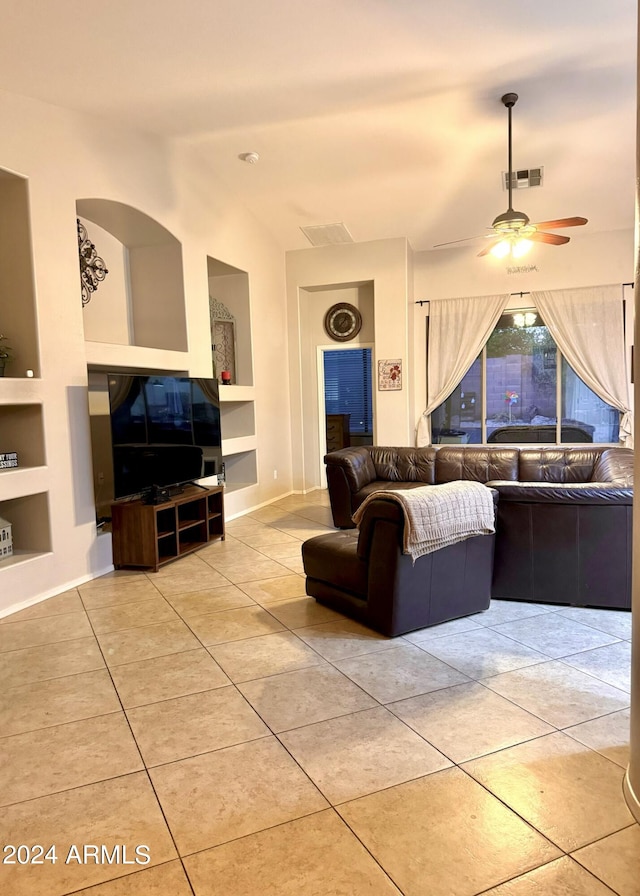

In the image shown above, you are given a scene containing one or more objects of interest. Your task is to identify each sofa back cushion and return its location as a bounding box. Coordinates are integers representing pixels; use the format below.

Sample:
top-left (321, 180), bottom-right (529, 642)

top-left (518, 447), bottom-right (605, 483)
top-left (368, 446), bottom-right (436, 483)
top-left (435, 446), bottom-right (519, 483)
top-left (591, 447), bottom-right (634, 486)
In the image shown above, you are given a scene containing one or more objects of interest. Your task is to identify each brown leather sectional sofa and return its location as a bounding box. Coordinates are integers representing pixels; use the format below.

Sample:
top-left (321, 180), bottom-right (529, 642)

top-left (322, 444), bottom-right (633, 611)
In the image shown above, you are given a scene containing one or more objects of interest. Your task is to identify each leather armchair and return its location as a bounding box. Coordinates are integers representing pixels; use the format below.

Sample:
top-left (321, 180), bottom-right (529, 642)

top-left (302, 495), bottom-right (495, 636)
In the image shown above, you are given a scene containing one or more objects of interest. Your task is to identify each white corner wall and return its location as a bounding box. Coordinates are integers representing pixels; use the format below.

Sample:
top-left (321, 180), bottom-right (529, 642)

top-left (286, 238), bottom-right (414, 493)
top-left (0, 89), bottom-right (292, 614)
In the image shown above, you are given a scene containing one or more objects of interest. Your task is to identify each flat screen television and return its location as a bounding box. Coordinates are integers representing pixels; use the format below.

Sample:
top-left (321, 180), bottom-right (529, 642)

top-left (107, 374), bottom-right (223, 500)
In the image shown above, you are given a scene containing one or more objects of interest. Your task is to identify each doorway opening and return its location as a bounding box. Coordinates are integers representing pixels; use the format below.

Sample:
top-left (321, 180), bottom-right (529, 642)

top-left (321, 347), bottom-right (374, 463)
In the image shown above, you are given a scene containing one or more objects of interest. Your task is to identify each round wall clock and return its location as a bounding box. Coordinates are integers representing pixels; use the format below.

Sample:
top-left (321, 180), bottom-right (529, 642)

top-left (324, 303), bottom-right (363, 342)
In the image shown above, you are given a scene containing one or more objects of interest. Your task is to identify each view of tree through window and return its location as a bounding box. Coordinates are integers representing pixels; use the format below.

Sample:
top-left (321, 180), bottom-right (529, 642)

top-left (431, 310), bottom-right (620, 444)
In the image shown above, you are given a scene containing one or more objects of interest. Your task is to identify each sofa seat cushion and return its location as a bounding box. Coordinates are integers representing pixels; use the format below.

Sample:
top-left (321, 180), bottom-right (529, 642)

top-left (301, 531), bottom-right (367, 598)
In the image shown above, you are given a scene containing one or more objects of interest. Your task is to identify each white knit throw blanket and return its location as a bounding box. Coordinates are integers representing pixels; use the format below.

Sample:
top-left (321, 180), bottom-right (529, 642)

top-left (352, 481), bottom-right (495, 561)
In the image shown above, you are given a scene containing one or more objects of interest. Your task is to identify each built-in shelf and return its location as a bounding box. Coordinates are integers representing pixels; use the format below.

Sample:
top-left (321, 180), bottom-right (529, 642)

top-left (0, 491), bottom-right (52, 557)
top-left (0, 404), bottom-right (46, 470)
top-left (0, 378), bottom-right (42, 403)
top-left (85, 342), bottom-right (190, 373)
top-left (218, 385), bottom-right (255, 402)
top-left (0, 466), bottom-right (49, 501)
top-left (222, 435), bottom-right (257, 457)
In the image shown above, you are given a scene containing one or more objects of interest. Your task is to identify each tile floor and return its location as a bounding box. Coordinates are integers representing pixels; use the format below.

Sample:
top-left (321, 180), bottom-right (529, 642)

top-left (0, 490), bottom-right (638, 896)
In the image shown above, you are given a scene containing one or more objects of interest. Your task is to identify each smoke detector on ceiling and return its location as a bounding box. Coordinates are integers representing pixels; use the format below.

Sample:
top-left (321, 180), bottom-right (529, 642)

top-left (239, 152), bottom-right (260, 164)
top-left (503, 167), bottom-right (544, 190)
top-left (300, 223), bottom-right (354, 247)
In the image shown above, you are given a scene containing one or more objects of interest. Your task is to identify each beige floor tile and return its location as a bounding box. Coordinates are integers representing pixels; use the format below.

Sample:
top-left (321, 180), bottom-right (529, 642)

top-left (463, 731), bottom-right (634, 851)
top-left (184, 809), bottom-right (402, 896)
top-left (0, 611), bottom-right (93, 653)
top-left (561, 641), bottom-right (632, 692)
top-left (150, 737), bottom-right (328, 854)
top-left (217, 558), bottom-right (297, 584)
top-left (564, 709), bottom-right (630, 769)
top-left (481, 856), bottom-right (618, 895)
top-left (572, 825), bottom-right (640, 896)
top-left (420, 627), bottom-right (547, 679)
top-left (0, 589), bottom-right (83, 623)
top-left (148, 554), bottom-right (213, 577)
top-left (208, 631), bottom-right (326, 682)
top-left (0, 772), bottom-right (177, 896)
top-left (293, 506), bottom-right (335, 526)
top-left (280, 706), bottom-right (451, 804)
top-left (245, 507), bottom-right (300, 524)
top-left (338, 766), bottom-right (561, 896)
top-left (251, 541), bottom-right (305, 562)
top-left (87, 597), bottom-right (180, 634)
top-left (126, 686), bottom-right (269, 766)
top-left (389, 681), bottom-right (554, 763)
top-left (185, 605), bottom-right (285, 646)
top-left (238, 665), bottom-right (377, 732)
top-left (151, 566), bottom-right (232, 596)
top-left (1, 669), bottom-right (121, 736)
top-left (558, 606), bottom-right (633, 640)
top-left (0, 712), bottom-right (143, 806)
top-left (492, 613), bottom-right (621, 659)
top-left (279, 556), bottom-right (306, 574)
top-left (0, 636), bottom-right (104, 688)
top-left (484, 660), bottom-right (630, 727)
top-left (335, 644), bottom-right (470, 703)
top-left (163, 585), bottom-right (255, 618)
top-left (475, 599), bottom-right (560, 627)
top-left (293, 619), bottom-right (397, 661)
top-left (224, 517), bottom-right (271, 533)
top-left (97, 619), bottom-right (201, 667)
top-left (263, 596), bottom-right (345, 628)
top-left (75, 860), bottom-right (193, 895)
top-left (403, 615), bottom-right (484, 644)
top-left (110, 648), bottom-right (230, 708)
top-left (237, 574), bottom-right (307, 604)
top-left (276, 524), bottom-right (333, 540)
top-left (79, 577), bottom-right (162, 609)
top-left (234, 529), bottom-right (302, 548)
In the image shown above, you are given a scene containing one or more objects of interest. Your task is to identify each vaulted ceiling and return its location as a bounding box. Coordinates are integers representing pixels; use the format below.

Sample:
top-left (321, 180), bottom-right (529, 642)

top-left (1, 0), bottom-right (636, 251)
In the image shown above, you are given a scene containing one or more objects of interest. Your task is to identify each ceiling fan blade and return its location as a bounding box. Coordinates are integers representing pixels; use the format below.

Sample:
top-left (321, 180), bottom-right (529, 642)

top-left (477, 239), bottom-right (502, 257)
top-left (433, 234), bottom-right (487, 248)
top-left (529, 231), bottom-right (570, 246)
top-left (530, 216), bottom-right (588, 230)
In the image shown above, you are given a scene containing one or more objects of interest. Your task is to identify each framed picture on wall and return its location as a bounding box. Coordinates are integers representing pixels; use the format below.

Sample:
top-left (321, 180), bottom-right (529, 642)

top-left (378, 359), bottom-right (402, 391)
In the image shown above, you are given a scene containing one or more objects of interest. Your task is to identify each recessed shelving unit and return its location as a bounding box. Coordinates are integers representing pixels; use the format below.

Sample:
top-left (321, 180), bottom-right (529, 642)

top-left (0, 166), bottom-right (50, 581)
top-left (208, 256), bottom-right (257, 493)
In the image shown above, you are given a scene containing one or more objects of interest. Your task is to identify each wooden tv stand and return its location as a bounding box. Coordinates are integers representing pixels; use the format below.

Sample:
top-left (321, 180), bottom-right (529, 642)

top-left (111, 484), bottom-right (224, 572)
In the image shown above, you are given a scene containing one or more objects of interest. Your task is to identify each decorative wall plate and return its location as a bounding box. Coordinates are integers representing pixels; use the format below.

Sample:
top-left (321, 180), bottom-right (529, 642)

top-left (324, 302), bottom-right (362, 342)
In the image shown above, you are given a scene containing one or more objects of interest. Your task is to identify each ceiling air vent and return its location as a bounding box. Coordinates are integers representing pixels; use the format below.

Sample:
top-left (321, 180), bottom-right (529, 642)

top-left (300, 223), bottom-right (354, 247)
top-left (503, 167), bottom-right (544, 190)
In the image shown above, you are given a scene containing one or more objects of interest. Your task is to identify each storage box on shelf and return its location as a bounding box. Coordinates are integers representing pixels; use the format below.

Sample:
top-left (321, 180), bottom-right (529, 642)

top-left (111, 484), bottom-right (225, 571)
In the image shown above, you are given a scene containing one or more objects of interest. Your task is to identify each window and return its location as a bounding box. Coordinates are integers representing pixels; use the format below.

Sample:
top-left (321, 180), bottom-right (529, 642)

top-left (431, 310), bottom-right (620, 444)
top-left (323, 348), bottom-right (373, 435)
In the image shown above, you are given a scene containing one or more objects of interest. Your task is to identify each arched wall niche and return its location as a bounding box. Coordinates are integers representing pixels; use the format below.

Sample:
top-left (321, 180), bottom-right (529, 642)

top-left (76, 198), bottom-right (187, 351)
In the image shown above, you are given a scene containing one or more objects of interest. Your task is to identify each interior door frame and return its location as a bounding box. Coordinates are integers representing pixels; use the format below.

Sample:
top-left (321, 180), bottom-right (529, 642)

top-left (316, 342), bottom-right (375, 487)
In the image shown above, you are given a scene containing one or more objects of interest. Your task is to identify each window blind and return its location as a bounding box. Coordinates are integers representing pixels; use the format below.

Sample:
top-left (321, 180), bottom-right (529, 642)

top-left (323, 348), bottom-right (373, 434)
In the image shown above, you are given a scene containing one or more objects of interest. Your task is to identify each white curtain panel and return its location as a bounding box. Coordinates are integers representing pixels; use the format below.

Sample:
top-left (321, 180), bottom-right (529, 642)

top-left (416, 293), bottom-right (508, 446)
top-left (532, 285), bottom-right (632, 448)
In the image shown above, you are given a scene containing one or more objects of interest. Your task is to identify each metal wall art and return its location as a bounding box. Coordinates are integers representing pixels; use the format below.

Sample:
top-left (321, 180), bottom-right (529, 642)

top-left (209, 297), bottom-right (237, 384)
top-left (78, 218), bottom-right (109, 306)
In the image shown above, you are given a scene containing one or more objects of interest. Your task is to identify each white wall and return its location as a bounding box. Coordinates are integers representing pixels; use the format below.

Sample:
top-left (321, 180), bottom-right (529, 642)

top-left (0, 88), bottom-right (292, 613)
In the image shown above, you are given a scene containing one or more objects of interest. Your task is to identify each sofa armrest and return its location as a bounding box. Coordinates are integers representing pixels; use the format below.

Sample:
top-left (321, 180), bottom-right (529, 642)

top-left (590, 447), bottom-right (634, 487)
top-left (325, 447), bottom-right (376, 491)
top-left (487, 480), bottom-right (633, 505)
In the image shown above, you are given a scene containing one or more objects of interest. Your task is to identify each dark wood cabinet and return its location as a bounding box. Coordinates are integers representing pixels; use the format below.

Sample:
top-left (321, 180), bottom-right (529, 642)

top-left (111, 485), bottom-right (224, 571)
top-left (326, 414), bottom-right (351, 452)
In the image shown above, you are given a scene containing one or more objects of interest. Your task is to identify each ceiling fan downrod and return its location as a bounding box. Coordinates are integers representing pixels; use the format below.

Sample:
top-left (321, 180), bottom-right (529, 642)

top-left (492, 92), bottom-right (530, 232)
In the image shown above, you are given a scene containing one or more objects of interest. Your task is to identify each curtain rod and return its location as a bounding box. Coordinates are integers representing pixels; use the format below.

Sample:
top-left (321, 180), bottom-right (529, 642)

top-left (415, 282), bottom-right (634, 305)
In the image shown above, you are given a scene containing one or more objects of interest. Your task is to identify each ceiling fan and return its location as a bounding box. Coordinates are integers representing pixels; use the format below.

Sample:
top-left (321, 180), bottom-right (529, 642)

top-left (435, 93), bottom-right (587, 258)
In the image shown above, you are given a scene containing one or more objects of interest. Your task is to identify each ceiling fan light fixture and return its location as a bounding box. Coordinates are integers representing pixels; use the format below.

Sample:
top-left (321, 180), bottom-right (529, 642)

top-left (511, 238), bottom-right (533, 258)
top-left (490, 240), bottom-right (511, 259)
